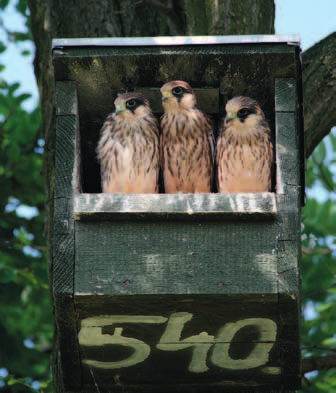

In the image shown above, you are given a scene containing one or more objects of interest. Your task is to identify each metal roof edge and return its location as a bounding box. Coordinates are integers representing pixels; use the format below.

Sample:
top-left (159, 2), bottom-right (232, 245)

top-left (52, 35), bottom-right (301, 49)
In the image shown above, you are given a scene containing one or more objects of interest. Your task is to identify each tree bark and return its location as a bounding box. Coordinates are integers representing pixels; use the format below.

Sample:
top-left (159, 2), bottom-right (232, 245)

top-left (302, 353), bottom-right (336, 375)
top-left (302, 32), bottom-right (336, 158)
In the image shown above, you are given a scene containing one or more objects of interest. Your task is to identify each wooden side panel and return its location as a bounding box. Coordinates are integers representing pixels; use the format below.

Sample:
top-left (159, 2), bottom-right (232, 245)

top-left (54, 82), bottom-right (82, 389)
top-left (275, 78), bottom-right (301, 390)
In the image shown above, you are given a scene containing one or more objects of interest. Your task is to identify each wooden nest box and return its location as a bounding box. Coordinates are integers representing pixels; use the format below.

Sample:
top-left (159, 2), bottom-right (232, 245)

top-left (52, 36), bottom-right (304, 393)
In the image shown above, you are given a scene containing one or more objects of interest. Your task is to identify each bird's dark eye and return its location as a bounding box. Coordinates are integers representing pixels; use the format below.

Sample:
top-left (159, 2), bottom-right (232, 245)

top-left (127, 99), bottom-right (136, 108)
top-left (238, 108), bottom-right (249, 117)
top-left (172, 86), bottom-right (183, 95)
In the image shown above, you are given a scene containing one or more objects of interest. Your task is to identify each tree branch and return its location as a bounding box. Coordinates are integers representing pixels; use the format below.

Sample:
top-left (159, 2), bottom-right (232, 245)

top-left (302, 354), bottom-right (336, 374)
top-left (303, 345), bottom-right (336, 353)
top-left (302, 32), bottom-right (336, 158)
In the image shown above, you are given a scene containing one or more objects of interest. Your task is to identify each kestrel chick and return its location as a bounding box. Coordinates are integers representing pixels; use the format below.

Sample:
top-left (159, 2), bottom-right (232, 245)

top-left (216, 96), bottom-right (273, 193)
top-left (97, 92), bottom-right (160, 193)
top-left (160, 81), bottom-right (213, 193)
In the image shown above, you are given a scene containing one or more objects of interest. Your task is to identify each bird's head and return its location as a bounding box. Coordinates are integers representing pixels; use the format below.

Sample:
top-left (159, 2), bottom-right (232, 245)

top-left (224, 96), bottom-right (265, 134)
top-left (160, 81), bottom-right (196, 112)
top-left (114, 93), bottom-right (152, 119)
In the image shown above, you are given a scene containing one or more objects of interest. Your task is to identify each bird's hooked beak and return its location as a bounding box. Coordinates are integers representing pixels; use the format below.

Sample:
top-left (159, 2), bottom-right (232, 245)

top-left (115, 103), bottom-right (126, 116)
top-left (161, 90), bottom-right (173, 102)
top-left (225, 111), bottom-right (236, 124)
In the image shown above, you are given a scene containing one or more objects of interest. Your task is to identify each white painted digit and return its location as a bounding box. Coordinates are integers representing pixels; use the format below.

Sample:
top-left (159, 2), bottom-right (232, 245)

top-left (211, 318), bottom-right (277, 370)
top-left (78, 315), bottom-right (167, 369)
top-left (156, 312), bottom-right (215, 373)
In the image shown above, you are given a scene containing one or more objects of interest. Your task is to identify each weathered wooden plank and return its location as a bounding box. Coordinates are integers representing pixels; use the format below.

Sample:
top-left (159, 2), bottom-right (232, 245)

top-left (278, 293), bottom-right (301, 390)
top-left (54, 293), bottom-right (82, 390)
top-left (275, 78), bottom-right (296, 112)
top-left (55, 81), bottom-right (78, 115)
top-left (74, 220), bottom-right (279, 296)
top-left (54, 197), bottom-right (74, 234)
top-left (74, 192), bottom-right (277, 218)
top-left (276, 112), bottom-right (300, 193)
top-left (53, 232), bottom-right (74, 294)
top-left (55, 115), bottom-right (80, 198)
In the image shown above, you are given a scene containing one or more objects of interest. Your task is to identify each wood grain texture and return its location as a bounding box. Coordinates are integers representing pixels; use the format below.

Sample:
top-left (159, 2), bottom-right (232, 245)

top-left (53, 83), bottom-right (81, 391)
top-left (74, 219), bottom-right (279, 296)
top-left (275, 78), bottom-right (296, 112)
top-left (53, 294), bottom-right (82, 391)
top-left (74, 193), bottom-right (277, 217)
top-left (55, 81), bottom-right (78, 115)
top-left (54, 83), bottom-right (80, 294)
top-left (276, 113), bottom-right (300, 192)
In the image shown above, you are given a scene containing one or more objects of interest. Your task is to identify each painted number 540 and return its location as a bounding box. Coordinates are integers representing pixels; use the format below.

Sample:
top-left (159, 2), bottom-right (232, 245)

top-left (78, 312), bottom-right (277, 373)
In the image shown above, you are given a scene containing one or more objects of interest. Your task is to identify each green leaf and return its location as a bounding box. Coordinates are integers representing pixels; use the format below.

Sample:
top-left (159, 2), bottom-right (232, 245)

top-left (0, 0), bottom-right (10, 10)
top-left (312, 140), bottom-right (327, 163)
top-left (329, 129), bottom-right (336, 151)
top-left (0, 267), bottom-right (17, 283)
top-left (0, 41), bottom-right (7, 53)
top-left (21, 49), bottom-right (31, 56)
top-left (16, 0), bottom-right (28, 16)
top-left (8, 31), bottom-right (31, 42)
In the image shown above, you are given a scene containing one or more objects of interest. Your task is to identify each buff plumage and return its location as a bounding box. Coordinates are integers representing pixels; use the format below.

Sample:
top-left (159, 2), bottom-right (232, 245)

top-left (96, 92), bottom-right (160, 193)
top-left (216, 96), bottom-right (273, 193)
top-left (160, 81), bottom-right (213, 193)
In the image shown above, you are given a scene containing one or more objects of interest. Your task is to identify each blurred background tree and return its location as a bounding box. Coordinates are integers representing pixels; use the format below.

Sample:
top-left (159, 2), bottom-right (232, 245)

top-left (0, 0), bottom-right (335, 392)
top-left (0, 0), bottom-right (53, 392)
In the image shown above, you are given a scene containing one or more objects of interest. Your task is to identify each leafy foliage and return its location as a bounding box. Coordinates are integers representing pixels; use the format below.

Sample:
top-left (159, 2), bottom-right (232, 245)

top-left (0, 1), bottom-right (53, 392)
top-left (301, 130), bottom-right (336, 391)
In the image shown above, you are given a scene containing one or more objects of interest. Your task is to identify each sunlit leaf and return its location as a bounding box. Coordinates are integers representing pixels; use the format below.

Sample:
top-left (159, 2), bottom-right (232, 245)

top-left (21, 49), bottom-right (31, 56)
top-left (312, 141), bottom-right (327, 163)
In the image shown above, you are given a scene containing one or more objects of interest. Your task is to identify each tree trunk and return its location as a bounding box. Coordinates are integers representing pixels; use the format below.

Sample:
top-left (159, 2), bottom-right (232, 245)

top-left (26, 0), bottom-right (335, 390)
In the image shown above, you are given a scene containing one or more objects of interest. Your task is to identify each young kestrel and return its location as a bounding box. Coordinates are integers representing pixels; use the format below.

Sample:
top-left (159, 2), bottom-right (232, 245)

top-left (160, 81), bottom-right (213, 193)
top-left (216, 96), bottom-right (273, 193)
top-left (97, 92), bottom-right (160, 193)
